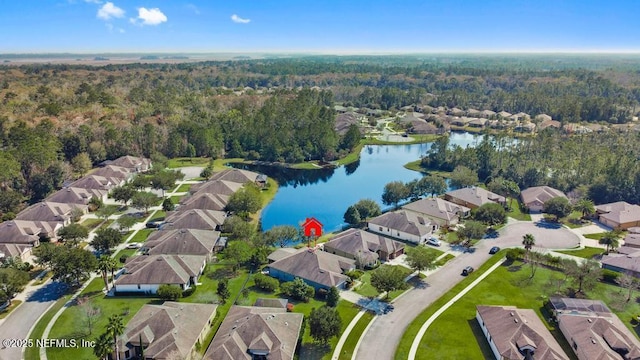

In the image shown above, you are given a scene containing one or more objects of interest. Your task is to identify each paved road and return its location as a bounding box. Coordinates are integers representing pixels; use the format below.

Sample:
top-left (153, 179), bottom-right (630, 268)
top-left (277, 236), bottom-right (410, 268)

top-left (354, 220), bottom-right (580, 360)
top-left (0, 281), bottom-right (66, 360)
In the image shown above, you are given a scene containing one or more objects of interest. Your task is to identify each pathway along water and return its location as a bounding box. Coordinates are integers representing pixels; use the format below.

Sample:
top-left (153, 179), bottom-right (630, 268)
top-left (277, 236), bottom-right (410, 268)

top-left (233, 132), bottom-right (484, 232)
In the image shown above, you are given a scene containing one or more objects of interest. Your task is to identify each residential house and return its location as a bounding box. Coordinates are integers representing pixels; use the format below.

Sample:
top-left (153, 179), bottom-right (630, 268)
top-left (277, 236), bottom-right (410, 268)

top-left (323, 228), bottom-right (404, 267)
top-left (539, 119), bottom-right (562, 131)
top-left (476, 305), bottom-right (569, 360)
top-left (254, 298), bottom-right (288, 309)
top-left (514, 122), bottom-right (536, 133)
top-left (15, 201), bottom-right (85, 227)
top-left (480, 110), bottom-right (496, 119)
top-left (255, 174), bottom-right (268, 188)
top-left (444, 186), bottom-right (506, 209)
top-left (208, 168), bottom-right (260, 185)
top-left (601, 234), bottom-right (640, 276)
top-left (0, 220), bottom-right (58, 246)
top-left (0, 243), bottom-right (33, 262)
top-left (67, 175), bottom-right (120, 199)
top-left (103, 155), bottom-right (152, 172)
top-left (143, 229), bottom-right (222, 258)
top-left (267, 248), bottom-right (355, 290)
top-left (450, 117), bottom-right (470, 127)
top-left (520, 186), bottom-right (567, 212)
top-left (407, 120), bottom-right (439, 134)
top-left (114, 254), bottom-right (207, 294)
top-left (179, 192), bottom-right (229, 212)
top-left (497, 111), bottom-right (513, 119)
top-left (402, 198), bottom-right (470, 227)
top-left (91, 165), bottom-right (133, 182)
top-left (467, 118), bottom-right (487, 128)
top-left (367, 210), bottom-right (436, 244)
top-left (335, 112), bottom-right (364, 135)
top-left (189, 180), bottom-right (243, 197)
top-left (45, 187), bottom-right (105, 206)
top-left (162, 209), bottom-right (226, 232)
top-left (118, 302), bottom-right (217, 360)
top-left (447, 107), bottom-right (466, 116)
top-left (267, 248), bottom-right (298, 263)
top-left (553, 298), bottom-right (640, 359)
top-left (595, 201), bottom-right (640, 230)
top-left (466, 108), bottom-right (481, 117)
top-left (535, 114), bottom-right (553, 123)
top-left (510, 112), bottom-right (531, 122)
top-left (204, 306), bottom-right (303, 360)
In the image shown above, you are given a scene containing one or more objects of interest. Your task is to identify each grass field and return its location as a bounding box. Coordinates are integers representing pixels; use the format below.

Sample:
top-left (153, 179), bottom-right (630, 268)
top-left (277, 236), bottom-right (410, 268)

top-left (434, 253), bottom-right (455, 267)
top-left (555, 246), bottom-right (604, 259)
top-left (25, 294), bottom-right (72, 360)
top-left (167, 157), bottom-right (211, 168)
top-left (506, 202), bottom-right (532, 221)
top-left (175, 183), bottom-right (192, 192)
top-left (354, 266), bottom-right (413, 299)
top-left (128, 228), bottom-right (154, 243)
top-left (338, 311), bottom-right (375, 360)
top-left (584, 232), bottom-right (607, 240)
top-left (80, 218), bottom-right (104, 231)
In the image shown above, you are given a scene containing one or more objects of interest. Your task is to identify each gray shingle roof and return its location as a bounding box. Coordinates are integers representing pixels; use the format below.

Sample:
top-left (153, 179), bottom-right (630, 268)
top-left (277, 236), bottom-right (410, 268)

top-left (268, 248), bottom-right (355, 289)
top-left (179, 192), bottom-right (229, 211)
top-left (0, 220), bottom-right (56, 244)
top-left (402, 198), bottom-right (469, 222)
top-left (205, 306), bottom-right (303, 360)
top-left (116, 254), bottom-right (205, 285)
top-left (15, 202), bottom-right (83, 223)
top-left (596, 201), bottom-right (640, 225)
top-left (520, 186), bottom-right (567, 207)
top-left (208, 169), bottom-right (259, 184)
top-left (445, 186), bottom-right (505, 208)
top-left (46, 187), bottom-right (106, 205)
top-left (324, 228), bottom-right (404, 262)
top-left (144, 229), bottom-right (220, 256)
top-left (163, 209), bottom-right (226, 231)
top-left (368, 211), bottom-right (432, 237)
top-left (190, 180), bottom-right (243, 196)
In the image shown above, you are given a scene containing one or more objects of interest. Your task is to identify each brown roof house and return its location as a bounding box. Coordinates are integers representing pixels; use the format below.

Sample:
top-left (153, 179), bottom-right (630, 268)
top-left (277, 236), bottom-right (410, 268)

top-left (335, 112), bottom-right (364, 135)
top-left (103, 155), bottom-right (152, 173)
top-left (476, 305), bottom-right (569, 360)
top-left (46, 187), bottom-right (106, 206)
top-left (0, 243), bottom-right (34, 262)
top-left (91, 165), bottom-right (133, 182)
top-left (179, 192), bottom-right (230, 212)
top-left (204, 306), bottom-right (303, 360)
top-left (162, 209), bottom-right (226, 232)
top-left (520, 186), bottom-right (567, 212)
top-left (67, 175), bottom-right (120, 201)
top-left (189, 180), bottom-right (243, 197)
top-left (367, 210), bottom-right (436, 244)
top-left (118, 302), bottom-right (217, 360)
top-left (15, 201), bottom-right (86, 227)
top-left (144, 229), bottom-right (223, 258)
top-left (554, 298), bottom-right (640, 360)
top-left (208, 168), bottom-right (260, 185)
top-left (595, 201), bottom-right (640, 230)
top-left (114, 254), bottom-right (206, 295)
top-left (402, 197), bottom-right (470, 227)
top-left (0, 220), bottom-right (58, 246)
top-left (323, 228), bottom-right (405, 268)
top-left (444, 186), bottom-right (506, 209)
top-left (601, 238), bottom-right (640, 277)
top-left (267, 248), bottom-right (355, 290)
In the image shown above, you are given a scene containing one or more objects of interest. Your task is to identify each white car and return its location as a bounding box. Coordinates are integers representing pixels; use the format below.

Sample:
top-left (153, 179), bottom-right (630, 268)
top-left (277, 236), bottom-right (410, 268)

top-left (426, 237), bottom-right (441, 247)
top-left (126, 243), bottom-right (142, 249)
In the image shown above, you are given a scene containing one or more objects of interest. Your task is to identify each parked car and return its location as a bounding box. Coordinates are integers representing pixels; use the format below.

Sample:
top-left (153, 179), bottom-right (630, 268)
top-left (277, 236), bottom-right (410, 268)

top-left (489, 246), bottom-right (500, 254)
top-left (145, 221), bottom-right (162, 229)
top-left (426, 237), bottom-right (441, 247)
top-left (126, 243), bottom-right (142, 249)
top-left (462, 266), bottom-right (474, 276)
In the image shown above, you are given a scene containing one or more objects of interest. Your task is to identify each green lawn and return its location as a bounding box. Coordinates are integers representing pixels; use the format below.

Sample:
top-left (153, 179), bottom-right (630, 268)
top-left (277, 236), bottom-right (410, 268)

top-left (334, 142), bottom-right (365, 166)
top-left (167, 157), bottom-right (211, 168)
top-left (338, 311), bottom-right (374, 360)
top-left (46, 278), bottom-right (157, 360)
top-left (562, 210), bottom-right (590, 229)
top-left (354, 266), bottom-right (413, 299)
top-left (80, 218), bottom-right (104, 231)
top-left (148, 211), bottom-right (166, 222)
top-left (434, 254), bottom-right (455, 267)
top-left (506, 202), bottom-right (532, 221)
top-left (175, 183), bottom-right (192, 193)
top-left (395, 253), bottom-right (507, 360)
top-left (114, 248), bottom-right (139, 263)
top-left (128, 228), bottom-right (154, 243)
top-left (584, 232), bottom-right (607, 240)
top-left (25, 294), bottom-right (72, 360)
top-left (556, 246), bottom-right (605, 259)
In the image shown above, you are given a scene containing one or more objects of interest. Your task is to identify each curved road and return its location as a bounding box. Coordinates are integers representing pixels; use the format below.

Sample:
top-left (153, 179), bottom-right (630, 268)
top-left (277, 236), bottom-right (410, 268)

top-left (354, 220), bottom-right (580, 360)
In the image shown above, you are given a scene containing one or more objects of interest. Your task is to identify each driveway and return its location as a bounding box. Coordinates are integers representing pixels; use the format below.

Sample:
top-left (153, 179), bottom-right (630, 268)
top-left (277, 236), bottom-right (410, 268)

top-left (354, 220), bottom-right (579, 360)
top-left (0, 281), bottom-right (66, 360)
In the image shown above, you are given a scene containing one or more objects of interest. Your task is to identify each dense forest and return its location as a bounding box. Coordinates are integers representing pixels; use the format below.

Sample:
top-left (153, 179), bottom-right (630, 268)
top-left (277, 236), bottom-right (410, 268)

top-left (1, 55), bottom-right (640, 218)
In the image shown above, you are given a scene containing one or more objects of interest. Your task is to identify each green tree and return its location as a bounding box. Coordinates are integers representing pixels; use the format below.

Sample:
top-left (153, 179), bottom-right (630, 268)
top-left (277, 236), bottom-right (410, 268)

top-left (574, 198), bottom-right (595, 219)
top-left (57, 223), bottom-right (89, 246)
top-left (352, 199), bottom-right (382, 219)
top-left (309, 306), bottom-right (342, 344)
top-left (162, 197), bottom-right (175, 212)
top-left (200, 167), bottom-right (213, 179)
top-left (95, 205), bottom-right (117, 221)
top-left (226, 184), bottom-right (262, 215)
top-left (116, 214), bottom-right (137, 232)
top-left (280, 278), bottom-right (315, 302)
top-left (264, 225), bottom-right (299, 248)
top-left (599, 231), bottom-right (621, 254)
top-left (543, 197), bottom-right (572, 220)
top-left (186, 143), bottom-right (197, 159)
top-left (457, 221), bottom-right (486, 242)
top-left (340, 124), bottom-right (361, 150)
top-left (370, 265), bottom-right (406, 298)
top-left (150, 170), bottom-right (182, 197)
top-left (97, 256), bottom-right (117, 291)
top-left (110, 186), bottom-right (136, 205)
top-left (33, 243), bottom-right (57, 268)
top-left (405, 246), bottom-right (438, 274)
top-left (0, 268), bottom-right (30, 298)
top-left (51, 247), bottom-right (97, 286)
top-left (253, 273), bottom-right (279, 292)
top-left (326, 286), bottom-right (340, 307)
top-left (418, 174), bottom-right (447, 197)
top-left (522, 233), bottom-right (536, 252)
top-left (343, 205), bottom-right (361, 225)
top-left (382, 181), bottom-right (410, 209)
top-left (71, 152), bottom-right (92, 176)
top-left (224, 241), bottom-right (253, 271)
top-left (131, 191), bottom-right (160, 214)
top-left (474, 203), bottom-right (507, 226)
top-left (106, 314), bottom-right (125, 360)
top-left (449, 165), bottom-right (478, 189)
top-left (92, 228), bottom-right (122, 254)
top-left (93, 332), bottom-right (113, 360)
top-left (157, 284), bottom-right (183, 301)
top-left (223, 216), bottom-right (256, 241)
top-left (217, 278), bottom-right (230, 304)
top-left (566, 259), bottom-right (601, 294)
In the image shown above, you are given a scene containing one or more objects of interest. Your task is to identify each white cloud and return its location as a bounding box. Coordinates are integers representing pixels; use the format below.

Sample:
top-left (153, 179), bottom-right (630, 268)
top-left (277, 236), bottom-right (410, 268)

top-left (186, 4), bottom-right (200, 15)
top-left (231, 14), bottom-right (250, 24)
top-left (84, 0), bottom-right (102, 4)
top-left (97, 2), bottom-right (124, 20)
top-left (134, 7), bottom-right (168, 26)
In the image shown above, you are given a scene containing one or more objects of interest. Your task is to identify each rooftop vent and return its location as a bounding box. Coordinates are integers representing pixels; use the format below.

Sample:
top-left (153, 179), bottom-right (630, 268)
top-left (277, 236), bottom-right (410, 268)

top-left (514, 319), bottom-right (518, 323)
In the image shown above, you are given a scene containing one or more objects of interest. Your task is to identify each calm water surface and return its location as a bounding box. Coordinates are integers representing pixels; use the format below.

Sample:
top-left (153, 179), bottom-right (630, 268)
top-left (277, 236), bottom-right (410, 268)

top-left (235, 132), bottom-right (483, 232)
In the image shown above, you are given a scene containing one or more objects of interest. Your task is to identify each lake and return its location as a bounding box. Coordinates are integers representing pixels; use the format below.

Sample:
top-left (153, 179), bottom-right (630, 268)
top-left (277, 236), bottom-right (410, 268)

top-left (233, 132), bottom-right (483, 232)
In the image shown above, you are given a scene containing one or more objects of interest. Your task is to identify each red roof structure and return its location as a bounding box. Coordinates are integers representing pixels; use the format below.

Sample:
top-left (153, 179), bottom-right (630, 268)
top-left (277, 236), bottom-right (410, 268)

top-left (301, 217), bottom-right (323, 237)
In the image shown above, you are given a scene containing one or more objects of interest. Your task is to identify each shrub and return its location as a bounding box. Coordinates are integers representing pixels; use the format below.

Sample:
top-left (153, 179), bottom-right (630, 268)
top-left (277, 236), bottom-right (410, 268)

top-left (602, 269), bottom-right (621, 284)
top-left (157, 284), bottom-right (183, 301)
top-left (345, 270), bottom-right (364, 280)
top-left (254, 273), bottom-right (279, 292)
top-left (505, 248), bottom-right (526, 262)
top-left (281, 278), bottom-right (315, 302)
top-left (119, 254), bottom-right (130, 264)
top-left (183, 283), bottom-right (197, 297)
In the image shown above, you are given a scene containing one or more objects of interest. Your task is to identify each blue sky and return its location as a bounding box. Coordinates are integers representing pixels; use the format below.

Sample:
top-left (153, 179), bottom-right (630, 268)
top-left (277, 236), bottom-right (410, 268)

top-left (1, 0), bottom-right (640, 53)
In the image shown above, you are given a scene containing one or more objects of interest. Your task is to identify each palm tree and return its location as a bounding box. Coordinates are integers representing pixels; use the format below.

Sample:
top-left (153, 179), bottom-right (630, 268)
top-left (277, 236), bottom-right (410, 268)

top-left (97, 256), bottom-right (115, 291)
top-left (107, 314), bottom-right (125, 360)
top-left (599, 231), bottom-right (621, 254)
top-left (522, 233), bottom-right (535, 252)
top-left (93, 332), bottom-right (113, 360)
top-left (574, 198), bottom-right (595, 219)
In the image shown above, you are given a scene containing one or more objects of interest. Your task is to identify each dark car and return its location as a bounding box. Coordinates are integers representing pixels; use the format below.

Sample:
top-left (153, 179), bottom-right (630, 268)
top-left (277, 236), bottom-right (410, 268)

top-left (145, 221), bottom-right (163, 229)
top-left (462, 266), bottom-right (474, 276)
top-left (489, 246), bottom-right (500, 254)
